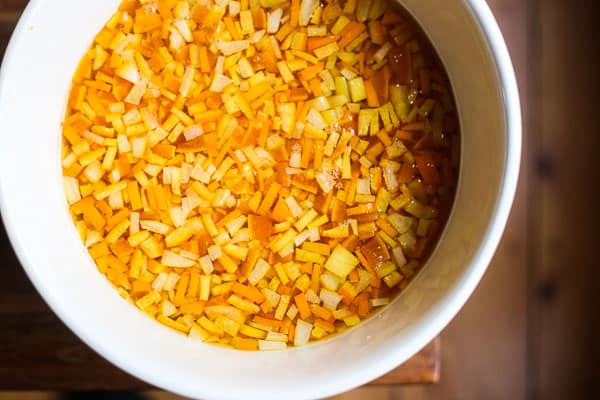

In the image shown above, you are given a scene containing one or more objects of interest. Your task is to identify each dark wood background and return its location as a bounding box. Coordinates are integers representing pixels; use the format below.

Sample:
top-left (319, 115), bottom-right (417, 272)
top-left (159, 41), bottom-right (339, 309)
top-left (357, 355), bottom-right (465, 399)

top-left (1, 0), bottom-right (600, 399)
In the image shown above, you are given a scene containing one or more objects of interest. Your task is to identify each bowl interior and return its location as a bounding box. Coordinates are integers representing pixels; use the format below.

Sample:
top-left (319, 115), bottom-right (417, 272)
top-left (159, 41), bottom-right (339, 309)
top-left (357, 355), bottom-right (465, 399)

top-left (0, 1), bottom-right (519, 399)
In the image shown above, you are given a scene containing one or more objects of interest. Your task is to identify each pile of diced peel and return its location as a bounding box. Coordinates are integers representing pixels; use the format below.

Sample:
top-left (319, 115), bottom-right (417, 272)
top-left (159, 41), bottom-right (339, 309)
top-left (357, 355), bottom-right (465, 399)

top-left (62, 0), bottom-right (459, 350)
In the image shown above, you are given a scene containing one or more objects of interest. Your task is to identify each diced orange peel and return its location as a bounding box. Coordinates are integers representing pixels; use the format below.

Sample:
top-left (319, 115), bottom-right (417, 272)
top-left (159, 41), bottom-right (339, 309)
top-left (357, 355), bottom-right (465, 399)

top-left (62, 0), bottom-right (458, 350)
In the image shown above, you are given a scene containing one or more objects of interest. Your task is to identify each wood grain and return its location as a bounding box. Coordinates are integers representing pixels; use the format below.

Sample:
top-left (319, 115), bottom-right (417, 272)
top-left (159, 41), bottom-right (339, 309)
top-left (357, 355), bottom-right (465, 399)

top-left (0, 0), bottom-right (22, 46)
top-left (530, 1), bottom-right (600, 399)
top-left (371, 339), bottom-right (440, 385)
top-left (0, 0), bottom-right (23, 55)
top-left (0, 0), bottom-right (28, 13)
top-left (0, 15), bottom-right (15, 57)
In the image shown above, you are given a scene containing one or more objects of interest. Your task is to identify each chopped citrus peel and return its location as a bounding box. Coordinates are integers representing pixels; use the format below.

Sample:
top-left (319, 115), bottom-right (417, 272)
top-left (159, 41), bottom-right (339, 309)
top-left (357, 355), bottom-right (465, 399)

top-left (62, 0), bottom-right (459, 350)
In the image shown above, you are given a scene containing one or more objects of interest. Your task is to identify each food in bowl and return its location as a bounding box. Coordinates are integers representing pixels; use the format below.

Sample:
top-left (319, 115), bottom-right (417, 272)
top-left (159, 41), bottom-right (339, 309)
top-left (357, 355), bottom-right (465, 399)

top-left (61, 0), bottom-right (459, 350)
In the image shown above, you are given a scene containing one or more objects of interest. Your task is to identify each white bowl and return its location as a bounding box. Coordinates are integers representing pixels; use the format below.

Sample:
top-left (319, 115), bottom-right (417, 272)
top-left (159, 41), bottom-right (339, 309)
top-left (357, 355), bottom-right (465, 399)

top-left (0, 1), bottom-right (520, 399)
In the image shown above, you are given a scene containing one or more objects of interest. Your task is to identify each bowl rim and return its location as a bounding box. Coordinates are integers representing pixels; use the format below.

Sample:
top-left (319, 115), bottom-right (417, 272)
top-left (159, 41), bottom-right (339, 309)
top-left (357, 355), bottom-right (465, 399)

top-left (0, 0), bottom-right (521, 398)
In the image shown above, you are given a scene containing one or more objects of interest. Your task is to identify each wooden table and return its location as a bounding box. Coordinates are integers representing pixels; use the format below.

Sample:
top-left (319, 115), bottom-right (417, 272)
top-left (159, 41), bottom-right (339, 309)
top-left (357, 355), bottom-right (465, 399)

top-left (0, 2), bottom-right (439, 390)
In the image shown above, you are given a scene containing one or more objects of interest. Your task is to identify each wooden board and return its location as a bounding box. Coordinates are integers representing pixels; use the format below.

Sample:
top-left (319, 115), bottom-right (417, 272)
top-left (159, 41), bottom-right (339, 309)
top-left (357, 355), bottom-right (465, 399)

top-left (530, 1), bottom-right (600, 399)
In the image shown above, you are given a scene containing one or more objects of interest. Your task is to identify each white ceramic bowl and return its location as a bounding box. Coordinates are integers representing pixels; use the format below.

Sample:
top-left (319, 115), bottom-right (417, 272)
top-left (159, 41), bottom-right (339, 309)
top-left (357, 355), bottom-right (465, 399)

top-left (0, 1), bottom-right (520, 399)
